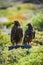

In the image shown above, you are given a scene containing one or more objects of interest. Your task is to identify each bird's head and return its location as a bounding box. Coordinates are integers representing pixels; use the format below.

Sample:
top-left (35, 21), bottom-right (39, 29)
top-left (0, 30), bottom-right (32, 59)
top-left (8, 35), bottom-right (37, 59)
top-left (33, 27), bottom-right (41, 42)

top-left (27, 23), bottom-right (32, 27)
top-left (27, 23), bottom-right (33, 30)
top-left (13, 21), bottom-right (20, 26)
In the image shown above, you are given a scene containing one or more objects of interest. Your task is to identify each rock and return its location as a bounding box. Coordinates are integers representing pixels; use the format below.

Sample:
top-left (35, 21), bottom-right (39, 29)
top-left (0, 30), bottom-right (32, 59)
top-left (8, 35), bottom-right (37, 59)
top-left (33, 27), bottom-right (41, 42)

top-left (39, 0), bottom-right (43, 3)
top-left (23, 0), bottom-right (40, 4)
top-left (0, 17), bottom-right (9, 23)
top-left (9, 45), bottom-right (32, 50)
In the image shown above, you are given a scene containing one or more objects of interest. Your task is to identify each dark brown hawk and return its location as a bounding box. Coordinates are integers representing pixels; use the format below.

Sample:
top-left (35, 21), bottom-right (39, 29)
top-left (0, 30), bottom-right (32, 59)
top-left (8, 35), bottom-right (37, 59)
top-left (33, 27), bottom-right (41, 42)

top-left (23, 23), bottom-right (35, 45)
top-left (11, 21), bottom-right (23, 46)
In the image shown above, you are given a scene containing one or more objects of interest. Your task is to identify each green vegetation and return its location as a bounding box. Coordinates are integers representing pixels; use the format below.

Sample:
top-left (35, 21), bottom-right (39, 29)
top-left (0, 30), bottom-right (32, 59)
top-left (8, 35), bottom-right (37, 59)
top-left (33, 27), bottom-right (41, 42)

top-left (0, 44), bottom-right (43, 65)
top-left (18, 46), bottom-right (43, 65)
top-left (31, 13), bottom-right (43, 31)
top-left (0, 30), bottom-right (11, 47)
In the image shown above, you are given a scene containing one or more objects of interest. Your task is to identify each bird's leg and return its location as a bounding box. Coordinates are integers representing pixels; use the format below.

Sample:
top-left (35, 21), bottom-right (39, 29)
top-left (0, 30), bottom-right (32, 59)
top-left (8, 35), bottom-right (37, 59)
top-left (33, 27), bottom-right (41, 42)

top-left (13, 43), bottom-right (16, 46)
top-left (24, 42), bottom-right (28, 46)
top-left (16, 43), bottom-right (20, 46)
top-left (27, 42), bottom-right (29, 45)
top-left (16, 42), bottom-right (18, 46)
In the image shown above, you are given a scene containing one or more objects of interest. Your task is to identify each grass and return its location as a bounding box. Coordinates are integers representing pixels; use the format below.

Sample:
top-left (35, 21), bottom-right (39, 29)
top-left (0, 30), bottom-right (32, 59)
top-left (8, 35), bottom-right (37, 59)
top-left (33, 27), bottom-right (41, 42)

top-left (17, 46), bottom-right (43, 65)
top-left (0, 45), bottom-right (43, 65)
top-left (31, 13), bottom-right (43, 31)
